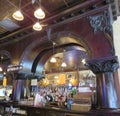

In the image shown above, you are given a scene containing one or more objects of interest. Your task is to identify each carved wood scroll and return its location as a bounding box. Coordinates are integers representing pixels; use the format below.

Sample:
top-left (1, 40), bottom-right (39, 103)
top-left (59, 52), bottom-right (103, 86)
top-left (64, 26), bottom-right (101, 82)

top-left (88, 11), bottom-right (112, 34)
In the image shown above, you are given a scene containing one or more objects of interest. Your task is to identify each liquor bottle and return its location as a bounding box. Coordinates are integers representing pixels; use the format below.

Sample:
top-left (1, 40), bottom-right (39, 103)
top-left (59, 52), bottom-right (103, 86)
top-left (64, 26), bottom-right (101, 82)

top-left (67, 94), bottom-right (73, 110)
top-left (64, 96), bottom-right (68, 108)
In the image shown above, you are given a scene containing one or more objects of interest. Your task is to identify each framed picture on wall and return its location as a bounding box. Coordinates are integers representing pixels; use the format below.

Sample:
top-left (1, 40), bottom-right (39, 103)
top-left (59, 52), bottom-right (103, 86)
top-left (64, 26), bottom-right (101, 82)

top-left (66, 71), bottom-right (77, 80)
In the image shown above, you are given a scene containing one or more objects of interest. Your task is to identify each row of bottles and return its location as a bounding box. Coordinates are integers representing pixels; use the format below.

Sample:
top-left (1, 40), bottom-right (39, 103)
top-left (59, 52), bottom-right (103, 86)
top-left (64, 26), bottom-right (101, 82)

top-left (32, 85), bottom-right (77, 109)
top-left (12, 79), bottom-right (95, 110)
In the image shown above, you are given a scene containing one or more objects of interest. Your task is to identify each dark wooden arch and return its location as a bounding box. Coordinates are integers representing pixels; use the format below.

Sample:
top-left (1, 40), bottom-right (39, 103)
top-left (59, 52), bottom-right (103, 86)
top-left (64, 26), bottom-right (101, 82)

top-left (31, 43), bottom-right (88, 74)
top-left (19, 31), bottom-right (90, 75)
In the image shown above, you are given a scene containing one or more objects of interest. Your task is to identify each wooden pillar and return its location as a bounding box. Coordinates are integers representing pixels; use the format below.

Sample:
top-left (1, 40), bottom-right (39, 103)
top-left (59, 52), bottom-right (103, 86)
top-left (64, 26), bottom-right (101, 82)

top-left (113, 70), bottom-right (120, 105)
top-left (87, 56), bottom-right (119, 108)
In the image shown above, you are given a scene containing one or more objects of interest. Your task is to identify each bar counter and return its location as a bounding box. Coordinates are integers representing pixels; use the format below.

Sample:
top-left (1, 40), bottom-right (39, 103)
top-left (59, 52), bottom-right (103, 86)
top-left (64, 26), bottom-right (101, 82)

top-left (0, 101), bottom-right (120, 116)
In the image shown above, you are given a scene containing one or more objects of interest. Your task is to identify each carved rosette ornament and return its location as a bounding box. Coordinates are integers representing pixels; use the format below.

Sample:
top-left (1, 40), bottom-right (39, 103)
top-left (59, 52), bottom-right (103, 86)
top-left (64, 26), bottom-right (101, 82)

top-left (86, 56), bottom-right (119, 74)
top-left (88, 11), bottom-right (112, 33)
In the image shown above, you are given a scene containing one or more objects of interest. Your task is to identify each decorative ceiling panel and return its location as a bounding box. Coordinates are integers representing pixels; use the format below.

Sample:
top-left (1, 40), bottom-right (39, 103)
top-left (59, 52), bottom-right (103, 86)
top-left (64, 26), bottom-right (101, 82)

top-left (0, 0), bottom-right (116, 45)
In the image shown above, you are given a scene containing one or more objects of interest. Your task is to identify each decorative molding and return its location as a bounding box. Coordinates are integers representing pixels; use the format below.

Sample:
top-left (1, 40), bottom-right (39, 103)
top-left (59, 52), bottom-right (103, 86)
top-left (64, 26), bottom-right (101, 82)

top-left (88, 11), bottom-right (112, 33)
top-left (86, 56), bottom-right (119, 74)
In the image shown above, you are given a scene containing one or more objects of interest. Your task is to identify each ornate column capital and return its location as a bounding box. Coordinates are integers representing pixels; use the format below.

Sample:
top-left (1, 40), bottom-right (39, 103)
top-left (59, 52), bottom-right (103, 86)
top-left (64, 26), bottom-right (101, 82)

top-left (86, 56), bottom-right (119, 74)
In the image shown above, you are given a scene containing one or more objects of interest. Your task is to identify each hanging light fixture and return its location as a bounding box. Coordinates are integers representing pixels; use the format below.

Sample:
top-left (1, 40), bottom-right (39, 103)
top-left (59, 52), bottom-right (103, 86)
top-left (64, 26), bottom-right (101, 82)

top-left (0, 56), bottom-right (3, 72)
top-left (0, 67), bottom-right (2, 72)
top-left (33, 21), bottom-right (42, 31)
top-left (50, 42), bottom-right (56, 63)
top-left (34, 0), bottom-right (45, 19)
top-left (34, 8), bottom-right (45, 19)
top-left (61, 62), bottom-right (67, 67)
top-left (12, 10), bottom-right (24, 21)
top-left (12, 0), bottom-right (24, 21)
top-left (61, 50), bottom-right (67, 67)
top-left (50, 57), bottom-right (56, 63)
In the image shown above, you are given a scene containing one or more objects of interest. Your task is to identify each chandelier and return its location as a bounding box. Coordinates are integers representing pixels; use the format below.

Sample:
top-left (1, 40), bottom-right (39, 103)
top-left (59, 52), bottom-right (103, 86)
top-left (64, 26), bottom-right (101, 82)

top-left (12, 0), bottom-right (45, 31)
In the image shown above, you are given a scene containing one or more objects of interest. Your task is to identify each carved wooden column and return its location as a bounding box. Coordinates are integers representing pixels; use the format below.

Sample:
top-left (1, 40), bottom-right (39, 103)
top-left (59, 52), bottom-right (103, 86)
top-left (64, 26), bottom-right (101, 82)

top-left (87, 56), bottom-right (119, 108)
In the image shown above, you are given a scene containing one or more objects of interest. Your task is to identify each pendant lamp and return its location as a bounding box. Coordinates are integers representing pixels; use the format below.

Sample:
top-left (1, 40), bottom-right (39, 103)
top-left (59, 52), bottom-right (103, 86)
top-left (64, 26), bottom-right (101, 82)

top-left (0, 56), bottom-right (3, 72)
top-left (50, 42), bottom-right (56, 63)
top-left (34, 0), bottom-right (45, 19)
top-left (34, 8), bottom-right (45, 19)
top-left (33, 22), bottom-right (42, 31)
top-left (61, 50), bottom-right (67, 67)
top-left (12, 0), bottom-right (24, 21)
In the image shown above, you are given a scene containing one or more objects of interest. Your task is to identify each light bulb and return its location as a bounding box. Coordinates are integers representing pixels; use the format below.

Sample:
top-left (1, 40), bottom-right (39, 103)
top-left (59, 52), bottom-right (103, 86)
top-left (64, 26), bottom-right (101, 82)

top-left (34, 8), bottom-right (45, 19)
top-left (61, 62), bottom-right (67, 67)
top-left (54, 75), bottom-right (59, 79)
top-left (0, 66), bottom-right (2, 72)
top-left (50, 57), bottom-right (56, 63)
top-left (12, 10), bottom-right (24, 21)
top-left (33, 22), bottom-right (42, 31)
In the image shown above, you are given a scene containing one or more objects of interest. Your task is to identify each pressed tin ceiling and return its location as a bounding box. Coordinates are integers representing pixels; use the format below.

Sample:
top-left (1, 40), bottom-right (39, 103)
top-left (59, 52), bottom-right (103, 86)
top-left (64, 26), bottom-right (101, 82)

top-left (0, 0), bottom-right (112, 45)
top-left (0, 0), bottom-right (86, 38)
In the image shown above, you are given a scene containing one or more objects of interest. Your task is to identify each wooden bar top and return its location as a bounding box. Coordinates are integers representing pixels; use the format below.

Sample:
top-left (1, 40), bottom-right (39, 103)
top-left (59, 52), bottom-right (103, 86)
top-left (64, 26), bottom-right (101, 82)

top-left (0, 101), bottom-right (120, 116)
